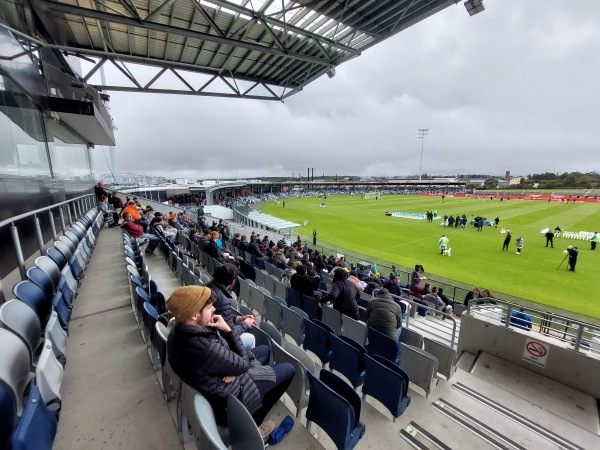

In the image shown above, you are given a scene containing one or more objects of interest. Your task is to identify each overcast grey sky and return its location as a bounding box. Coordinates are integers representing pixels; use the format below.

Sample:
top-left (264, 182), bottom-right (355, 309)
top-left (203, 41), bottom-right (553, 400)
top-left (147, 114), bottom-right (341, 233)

top-left (91, 0), bottom-right (600, 180)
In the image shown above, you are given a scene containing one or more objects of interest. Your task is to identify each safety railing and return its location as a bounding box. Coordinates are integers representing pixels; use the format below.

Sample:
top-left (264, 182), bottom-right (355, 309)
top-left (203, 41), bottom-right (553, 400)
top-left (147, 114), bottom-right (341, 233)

top-left (403, 299), bottom-right (458, 349)
top-left (0, 194), bottom-right (96, 303)
top-left (467, 299), bottom-right (600, 356)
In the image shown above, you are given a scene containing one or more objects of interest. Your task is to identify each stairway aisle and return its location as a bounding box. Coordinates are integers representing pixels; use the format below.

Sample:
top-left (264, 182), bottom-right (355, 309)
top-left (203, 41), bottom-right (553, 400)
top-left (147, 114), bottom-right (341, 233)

top-left (54, 227), bottom-right (183, 450)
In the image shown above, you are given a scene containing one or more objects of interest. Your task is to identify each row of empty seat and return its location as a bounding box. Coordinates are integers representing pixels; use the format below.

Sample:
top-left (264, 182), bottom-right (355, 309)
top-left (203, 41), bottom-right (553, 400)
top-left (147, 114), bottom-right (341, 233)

top-left (0, 207), bottom-right (105, 449)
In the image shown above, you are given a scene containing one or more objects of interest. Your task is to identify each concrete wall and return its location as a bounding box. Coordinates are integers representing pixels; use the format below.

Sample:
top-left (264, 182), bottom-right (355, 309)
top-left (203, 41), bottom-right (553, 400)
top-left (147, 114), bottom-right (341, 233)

top-left (204, 205), bottom-right (234, 220)
top-left (457, 314), bottom-right (600, 399)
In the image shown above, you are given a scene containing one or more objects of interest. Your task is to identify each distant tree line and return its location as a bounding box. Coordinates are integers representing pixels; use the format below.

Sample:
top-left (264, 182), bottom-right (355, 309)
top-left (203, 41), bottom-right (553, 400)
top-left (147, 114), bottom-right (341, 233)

top-left (477, 172), bottom-right (600, 190)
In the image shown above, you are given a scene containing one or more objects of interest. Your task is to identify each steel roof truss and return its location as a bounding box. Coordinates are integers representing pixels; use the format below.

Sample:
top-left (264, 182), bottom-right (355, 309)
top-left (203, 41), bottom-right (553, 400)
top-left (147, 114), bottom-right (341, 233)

top-left (257, 17), bottom-right (286, 51)
top-left (200, 0), bottom-right (356, 56)
top-left (114, 0), bottom-right (143, 22)
top-left (110, 57), bottom-right (143, 88)
top-left (43, 1), bottom-right (331, 67)
top-left (82, 56), bottom-right (108, 82)
top-left (171, 67), bottom-right (196, 91)
top-left (191, 0), bottom-right (226, 38)
top-left (145, 0), bottom-right (177, 22)
top-left (144, 66), bottom-right (168, 89)
top-left (220, 74), bottom-right (240, 95)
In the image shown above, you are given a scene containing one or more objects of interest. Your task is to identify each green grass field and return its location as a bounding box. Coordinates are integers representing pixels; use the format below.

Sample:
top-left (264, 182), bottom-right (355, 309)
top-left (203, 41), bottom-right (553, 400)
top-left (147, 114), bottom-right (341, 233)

top-left (259, 194), bottom-right (600, 320)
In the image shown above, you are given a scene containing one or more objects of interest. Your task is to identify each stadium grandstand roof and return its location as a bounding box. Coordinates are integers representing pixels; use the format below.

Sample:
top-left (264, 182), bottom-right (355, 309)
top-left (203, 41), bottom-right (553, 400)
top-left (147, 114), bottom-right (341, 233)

top-left (2, 0), bottom-right (461, 100)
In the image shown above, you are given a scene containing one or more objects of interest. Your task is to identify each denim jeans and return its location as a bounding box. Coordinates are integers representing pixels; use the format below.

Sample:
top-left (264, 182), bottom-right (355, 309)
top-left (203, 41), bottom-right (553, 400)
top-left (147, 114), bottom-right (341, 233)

top-left (252, 362), bottom-right (295, 424)
top-left (142, 233), bottom-right (160, 253)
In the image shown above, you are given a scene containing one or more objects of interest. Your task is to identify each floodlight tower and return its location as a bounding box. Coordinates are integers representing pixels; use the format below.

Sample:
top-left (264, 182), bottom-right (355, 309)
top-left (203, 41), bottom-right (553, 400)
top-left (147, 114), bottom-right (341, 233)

top-left (418, 128), bottom-right (429, 181)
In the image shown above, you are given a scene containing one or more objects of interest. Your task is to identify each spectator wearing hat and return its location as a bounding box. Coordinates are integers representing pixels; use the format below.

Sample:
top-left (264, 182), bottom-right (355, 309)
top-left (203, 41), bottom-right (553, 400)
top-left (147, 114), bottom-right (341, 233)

top-left (167, 285), bottom-right (295, 436)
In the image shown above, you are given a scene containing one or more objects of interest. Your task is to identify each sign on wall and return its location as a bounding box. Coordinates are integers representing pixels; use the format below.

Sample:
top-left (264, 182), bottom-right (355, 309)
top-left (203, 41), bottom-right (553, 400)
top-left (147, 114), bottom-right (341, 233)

top-left (522, 339), bottom-right (549, 368)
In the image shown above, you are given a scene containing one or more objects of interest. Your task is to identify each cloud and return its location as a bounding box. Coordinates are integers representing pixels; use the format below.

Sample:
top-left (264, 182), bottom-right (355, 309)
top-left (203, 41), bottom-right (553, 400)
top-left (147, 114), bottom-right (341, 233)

top-left (92, 0), bottom-right (600, 179)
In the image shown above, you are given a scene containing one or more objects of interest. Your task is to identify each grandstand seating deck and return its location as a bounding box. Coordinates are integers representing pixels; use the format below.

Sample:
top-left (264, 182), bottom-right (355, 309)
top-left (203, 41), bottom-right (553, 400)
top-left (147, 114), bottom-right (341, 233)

top-left (46, 227), bottom-right (600, 449)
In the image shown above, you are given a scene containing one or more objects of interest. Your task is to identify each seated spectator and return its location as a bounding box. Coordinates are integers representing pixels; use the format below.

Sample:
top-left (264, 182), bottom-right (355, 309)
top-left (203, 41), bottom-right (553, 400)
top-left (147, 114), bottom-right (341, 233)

top-left (410, 284), bottom-right (423, 299)
top-left (166, 286), bottom-right (295, 434)
top-left (144, 206), bottom-right (155, 222)
top-left (121, 212), bottom-right (160, 255)
top-left (437, 288), bottom-right (454, 310)
top-left (265, 241), bottom-right (275, 258)
top-left (320, 269), bottom-right (359, 320)
top-left (290, 265), bottom-right (320, 297)
top-left (199, 230), bottom-right (211, 252)
top-left (423, 287), bottom-right (452, 316)
top-left (281, 268), bottom-right (293, 287)
top-left (383, 273), bottom-right (402, 296)
top-left (286, 244), bottom-right (302, 263)
top-left (98, 195), bottom-right (111, 219)
top-left (421, 282), bottom-right (432, 296)
top-left (274, 247), bottom-right (288, 266)
top-left (366, 288), bottom-right (403, 340)
top-left (347, 270), bottom-right (365, 296)
top-left (189, 228), bottom-right (200, 244)
top-left (509, 308), bottom-right (532, 331)
top-left (122, 201), bottom-right (149, 231)
top-left (206, 264), bottom-right (257, 349)
top-left (247, 236), bottom-right (264, 258)
top-left (238, 235), bottom-right (248, 253)
top-left (463, 286), bottom-right (482, 306)
top-left (205, 231), bottom-right (237, 264)
top-left (231, 233), bottom-right (241, 247)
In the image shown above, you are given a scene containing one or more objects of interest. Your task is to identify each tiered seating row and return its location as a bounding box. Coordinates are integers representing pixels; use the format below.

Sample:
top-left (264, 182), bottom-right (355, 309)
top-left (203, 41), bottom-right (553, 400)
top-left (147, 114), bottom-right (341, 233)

top-left (0, 208), bottom-right (105, 449)
top-left (154, 234), bottom-right (422, 448)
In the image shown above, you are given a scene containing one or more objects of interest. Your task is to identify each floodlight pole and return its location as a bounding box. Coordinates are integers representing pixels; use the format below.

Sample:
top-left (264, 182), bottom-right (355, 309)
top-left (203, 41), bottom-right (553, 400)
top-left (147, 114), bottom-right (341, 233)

top-left (418, 128), bottom-right (429, 181)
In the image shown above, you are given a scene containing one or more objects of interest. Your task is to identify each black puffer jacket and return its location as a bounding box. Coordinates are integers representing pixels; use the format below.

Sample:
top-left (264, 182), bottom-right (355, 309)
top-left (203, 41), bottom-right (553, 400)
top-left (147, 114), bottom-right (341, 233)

top-left (167, 323), bottom-right (261, 425)
top-left (321, 279), bottom-right (359, 319)
top-left (366, 292), bottom-right (402, 340)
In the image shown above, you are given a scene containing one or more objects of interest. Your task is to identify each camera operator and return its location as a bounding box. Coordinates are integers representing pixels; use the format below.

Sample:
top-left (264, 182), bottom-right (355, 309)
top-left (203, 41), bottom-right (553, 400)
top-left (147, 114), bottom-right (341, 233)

top-left (564, 245), bottom-right (578, 272)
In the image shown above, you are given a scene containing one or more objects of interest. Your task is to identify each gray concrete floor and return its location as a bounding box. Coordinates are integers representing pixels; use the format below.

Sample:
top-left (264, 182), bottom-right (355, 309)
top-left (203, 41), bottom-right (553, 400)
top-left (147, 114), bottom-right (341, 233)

top-left (53, 227), bottom-right (182, 450)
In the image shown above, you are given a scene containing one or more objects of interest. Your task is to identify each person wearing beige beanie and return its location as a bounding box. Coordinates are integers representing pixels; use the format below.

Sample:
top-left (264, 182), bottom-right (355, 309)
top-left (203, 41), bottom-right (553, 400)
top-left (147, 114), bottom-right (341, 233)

top-left (166, 286), bottom-right (294, 439)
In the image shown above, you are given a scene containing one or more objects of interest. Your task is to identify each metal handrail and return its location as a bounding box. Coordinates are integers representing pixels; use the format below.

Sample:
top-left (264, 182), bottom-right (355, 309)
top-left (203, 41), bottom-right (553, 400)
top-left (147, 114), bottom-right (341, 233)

top-left (467, 298), bottom-right (600, 354)
top-left (403, 299), bottom-right (458, 349)
top-left (0, 193), bottom-right (93, 229)
top-left (0, 193), bottom-right (96, 303)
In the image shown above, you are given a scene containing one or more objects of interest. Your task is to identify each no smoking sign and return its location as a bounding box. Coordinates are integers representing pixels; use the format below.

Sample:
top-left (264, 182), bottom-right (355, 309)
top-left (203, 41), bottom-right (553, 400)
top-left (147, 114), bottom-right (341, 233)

top-left (523, 339), bottom-right (549, 368)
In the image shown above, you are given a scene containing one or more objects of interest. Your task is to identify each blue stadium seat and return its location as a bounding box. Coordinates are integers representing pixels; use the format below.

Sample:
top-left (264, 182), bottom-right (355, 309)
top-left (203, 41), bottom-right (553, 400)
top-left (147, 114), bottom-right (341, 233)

top-left (303, 319), bottom-right (333, 368)
top-left (330, 334), bottom-right (366, 389)
top-left (286, 287), bottom-right (302, 309)
top-left (367, 326), bottom-right (400, 364)
top-left (51, 291), bottom-right (71, 331)
top-left (13, 281), bottom-right (50, 327)
top-left (362, 354), bottom-right (411, 422)
top-left (306, 370), bottom-right (366, 450)
top-left (26, 267), bottom-right (54, 300)
top-left (0, 382), bottom-right (16, 450)
top-left (11, 380), bottom-right (59, 450)
top-left (303, 295), bottom-right (321, 320)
